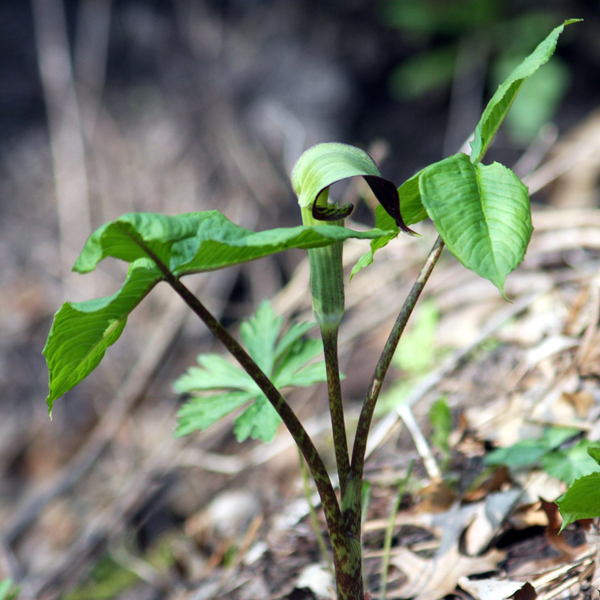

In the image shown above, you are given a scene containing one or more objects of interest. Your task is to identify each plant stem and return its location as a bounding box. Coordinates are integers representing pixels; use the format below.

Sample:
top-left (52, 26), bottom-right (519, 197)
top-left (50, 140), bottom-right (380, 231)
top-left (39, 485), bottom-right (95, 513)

top-left (322, 325), bottom-right (351, 496)
top-left (351, 236), bottom-right (444, 486)
top-left (131, 232), bottom-right (365, 599)
top-left (299, 449), bottom-right (334, 575)
top-left (169, 276), bottom-right (362, 598)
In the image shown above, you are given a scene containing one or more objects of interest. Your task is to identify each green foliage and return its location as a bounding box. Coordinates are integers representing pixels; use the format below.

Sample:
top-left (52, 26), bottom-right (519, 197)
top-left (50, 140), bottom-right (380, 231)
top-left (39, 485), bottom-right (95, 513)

top-left (556, 445), bottom-right (600, 530)
top-left (557, 471), bottom-right (600, 531)
top-left (484, 428), bottom-right (600, 486)
top-left (174, 301), bottom-right (327, 442)
top-left (40, 20), bottom-right (580, 600)
top-left (420, 155), bottom-right (531, 296)
top-left (429, 396), bottom-right (452, 460)
top-left (393, 301), bottom-right (439, 374)
top-left (470, 20), bottom-right (580, 163)
top-left (353, 22), bottom-right (574, 290)
top-left (63, 555), bottom-right (139, 600)
top-left (44, 211), bottom-right (389, 412)
top-left (0, 580), bottom-right (20, 600)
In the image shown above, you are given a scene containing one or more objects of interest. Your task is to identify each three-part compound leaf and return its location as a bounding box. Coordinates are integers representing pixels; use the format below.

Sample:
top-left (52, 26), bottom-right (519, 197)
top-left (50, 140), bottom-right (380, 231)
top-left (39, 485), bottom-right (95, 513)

top-left (44, 211), bottom-right (390, 411)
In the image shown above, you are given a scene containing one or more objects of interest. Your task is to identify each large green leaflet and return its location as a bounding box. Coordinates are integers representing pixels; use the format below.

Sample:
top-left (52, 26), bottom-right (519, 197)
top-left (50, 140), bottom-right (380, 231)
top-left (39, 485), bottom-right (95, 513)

top-left (556, 472), bottom-right (600, 531)
top-left (44, 211), bottom-right (389, 412)
top-left (470, 20), bottom-right (579, 164)
top-left (351, 21), bottom-right (574, 279)
top-left (420, 154), bottom-right (531, 296)
top-left (44, 259), bottom-right (161, 410)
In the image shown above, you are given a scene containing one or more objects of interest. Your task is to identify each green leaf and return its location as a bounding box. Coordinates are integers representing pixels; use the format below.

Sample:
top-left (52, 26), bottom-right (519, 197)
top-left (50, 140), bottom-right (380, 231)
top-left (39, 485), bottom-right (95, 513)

top-left (588, 445), bottom-right (600, 466)
top-left (399, 170), bottom-right (428, 227)
top-left (470, 20), bottom-right (580, 164)
top-left (240, 301), bottom-right (283, 375)
top-left (44, 259), bottom-right (161, 413)
top-left (0, 580), bottom-right (20, 600)
top-left (542, 440), bottom-right (600, 485)
top-left (492, 56), bottom-right (569, 143)
top-left (429, 396), bottom-right (452, 456)
top-left (46, 211), bottom-right (391, 407)
top-left (556, 472), bottom-right (600, 530)
top-left (234, 396), bottom-right (281, 442)
top-left (291, 142), bottom-right (415, 233)
top-left (173, 354), bottom-right (259, 393)
top-left (393, 300), bottom-right (439, 374)
top-left (484, 427), bottom-right (579, 469)
top-left (175, 391), bottom-right (254, 437)
top-left (75, 210), bottom-right (390, 278)
top-left (350, 170), bottom-right (427, 279)
top-left (420, 153), bottom-right (532, 296)
top-left (485, 439), bottom-right (549, 469)
top-left (175, 302), bottom-right (327, 443)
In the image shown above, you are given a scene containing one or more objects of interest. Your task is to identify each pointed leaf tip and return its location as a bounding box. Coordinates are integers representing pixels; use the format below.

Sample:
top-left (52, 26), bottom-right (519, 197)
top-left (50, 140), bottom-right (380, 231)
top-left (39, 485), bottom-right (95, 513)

top-left (470, 20), bottom-right (580, 164)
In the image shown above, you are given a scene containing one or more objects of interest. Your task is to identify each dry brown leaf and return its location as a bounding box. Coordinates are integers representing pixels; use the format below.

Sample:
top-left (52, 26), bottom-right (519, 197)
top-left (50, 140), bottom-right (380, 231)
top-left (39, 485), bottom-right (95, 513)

top-left (388, 545), bottom-right (505, 600)
top-left (415, 479), bottom-right (457, 514)
top-left (463, 490), bottom-right (522, 556)
top-left (458, 577), bottom-right (536, 600)
top-left (562, 390), bottom-right (594, 419)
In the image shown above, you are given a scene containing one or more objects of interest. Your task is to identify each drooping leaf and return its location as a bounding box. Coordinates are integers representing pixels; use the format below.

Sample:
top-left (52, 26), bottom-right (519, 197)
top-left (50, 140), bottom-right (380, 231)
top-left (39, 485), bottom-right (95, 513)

top-left (175, 301), bottom-right (327, 443)
top-left (44, 259), bottom-right (161, 413)
top-left (291, 142), bottom-right (415, 232)
top-left (419, 153), bottom-right (532, 296)
top-left (74, 210), bottom-right (391, 277)
top-left (45, 212), bottom-right (390, 407)
top-left (470, 20), bottom-right (580, 164)
top-left (556, 472), bottom-right (600, 530)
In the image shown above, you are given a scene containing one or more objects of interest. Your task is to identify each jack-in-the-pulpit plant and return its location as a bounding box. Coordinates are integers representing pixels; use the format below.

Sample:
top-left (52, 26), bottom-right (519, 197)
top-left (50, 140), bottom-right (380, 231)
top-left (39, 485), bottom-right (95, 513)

top-left (43, 21), bottom-right (578, 599)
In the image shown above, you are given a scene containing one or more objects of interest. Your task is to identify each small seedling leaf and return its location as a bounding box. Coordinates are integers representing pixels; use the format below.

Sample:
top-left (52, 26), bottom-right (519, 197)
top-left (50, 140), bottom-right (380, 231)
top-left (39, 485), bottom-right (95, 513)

top-left (175, 302), bottom-right (327, 442)
top-left (420, 154), bottom-right (531, 296)
top-left (470, 20), bottom-right (580, 164)
top-left (556, 471), bottom-right (600, 530)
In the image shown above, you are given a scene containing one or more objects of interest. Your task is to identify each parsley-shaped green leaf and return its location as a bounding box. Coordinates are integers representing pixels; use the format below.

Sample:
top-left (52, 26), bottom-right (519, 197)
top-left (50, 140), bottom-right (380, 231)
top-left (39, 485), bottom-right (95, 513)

top-left (174, 301), bottom-right (327, 442)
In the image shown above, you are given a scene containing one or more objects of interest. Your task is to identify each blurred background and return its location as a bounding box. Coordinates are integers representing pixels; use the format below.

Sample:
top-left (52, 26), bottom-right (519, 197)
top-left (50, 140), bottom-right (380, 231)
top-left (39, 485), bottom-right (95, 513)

top-left (1, 1), bottom-right (600, 599)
